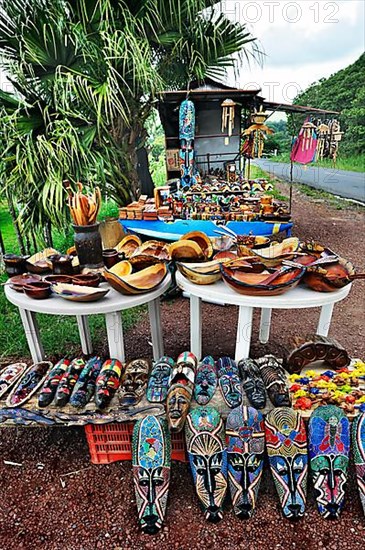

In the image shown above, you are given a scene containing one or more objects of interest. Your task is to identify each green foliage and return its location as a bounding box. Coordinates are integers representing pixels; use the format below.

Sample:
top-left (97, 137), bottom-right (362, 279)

top-left (0, 0), bottom-right (258, 247)
top-left (265, 120), bottom-right (292, 154)
top-left (292, 53), bottom-right (365, 156)
top-left (97, 200), bottom-right (120, 222)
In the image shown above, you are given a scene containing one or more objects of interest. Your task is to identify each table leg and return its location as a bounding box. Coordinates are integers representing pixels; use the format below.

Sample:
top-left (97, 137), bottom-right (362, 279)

top-left (18, 308), bottom-right (45, 363)
top-left (76, 315), bottom-right (93, 355)
top-left (317, 303), bottom-right (334, 337)
top-left (259, 308), bottom-right (272, 344)
top-left (190, 295), bottom-right (202, 361)
top-left (148, 298), bottom-right (164, 361)
top-left (105, 312), bottom-right (125, 363)
top-left (235, 306), bottom-right (254, 362)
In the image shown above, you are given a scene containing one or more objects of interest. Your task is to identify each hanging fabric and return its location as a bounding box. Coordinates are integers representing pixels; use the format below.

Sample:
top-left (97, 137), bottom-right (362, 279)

top-left (290, 118), bottom-right (317, 164)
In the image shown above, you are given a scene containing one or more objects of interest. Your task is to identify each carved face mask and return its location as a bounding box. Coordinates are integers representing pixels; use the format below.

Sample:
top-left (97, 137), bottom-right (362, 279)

top-left (95, 359), bottom-right (123, 409)
top-left (256, 355), bottom-right (291, 407)
top-left (166, 351), bottom-right (197, 432)
top-left (238, 359), bottom-right (266, 410)
top-left (185, 407), bottom-right (227, 523)
top-left (217, 357), bottom-right (242, 409)
top-left (146, 356), bottom-right (175, 403)
top-left (194, 356), bottom-right (217, 406)
top-left (265, 407), bottom-right (308, 519)
top-left (352, 412), bottom-right (365, 516)
top-left (132, 415), bottom-right (171, 534)
top-left (309, 405), bottom-right (350, 519)
top-left (226, 406), bottom-right (265, 518)
top-left (119, 359), bottom-right (150, 407)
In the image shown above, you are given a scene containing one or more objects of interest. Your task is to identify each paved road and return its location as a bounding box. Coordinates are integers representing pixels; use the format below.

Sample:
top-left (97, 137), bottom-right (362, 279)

top-left (253, 159), bottom-right (365, 203)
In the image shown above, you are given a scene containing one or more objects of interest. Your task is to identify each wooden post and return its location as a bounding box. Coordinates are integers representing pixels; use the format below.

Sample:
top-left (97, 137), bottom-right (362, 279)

top-left (289, 160), bottom-right (293, 213)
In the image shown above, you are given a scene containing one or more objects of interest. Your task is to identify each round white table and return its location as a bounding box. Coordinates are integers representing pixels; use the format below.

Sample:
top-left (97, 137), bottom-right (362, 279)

top-left (5, 275), bottom-right (171, 364)
top-left (176, 271), bottom-right (352, 362)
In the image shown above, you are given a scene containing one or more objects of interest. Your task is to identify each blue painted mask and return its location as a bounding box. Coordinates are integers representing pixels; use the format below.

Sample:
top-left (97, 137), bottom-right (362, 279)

top-left (146, 356), bottom-right (174, 403)
top-left (132, 415), bottom-right (171, 534)
top-left (194, 356), bottom-right (217, 405)
top-left (226, 405), bottom-right (265, 518)
top-left (217, 357), bottom-right (242, 408)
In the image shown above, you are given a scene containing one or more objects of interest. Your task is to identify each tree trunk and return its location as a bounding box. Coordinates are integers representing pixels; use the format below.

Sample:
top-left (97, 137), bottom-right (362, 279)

top-left (6, 193), bottom-right (26, 255)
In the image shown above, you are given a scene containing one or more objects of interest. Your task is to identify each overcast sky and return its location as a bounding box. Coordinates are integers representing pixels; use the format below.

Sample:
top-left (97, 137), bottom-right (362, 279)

top-left (222, 0), bottom-right (364, 104)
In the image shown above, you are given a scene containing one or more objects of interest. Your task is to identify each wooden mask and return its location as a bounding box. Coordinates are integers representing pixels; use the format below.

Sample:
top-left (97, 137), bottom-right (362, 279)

top-left (226, 406), bottom-right (265, 518)
top-left (265, 407), bottom-right (308, 519)
top-left (132, 415), bottom-right (171, 534)
top-left (217, 357), bottom-right (242, 409)
top-left (194, 356), bottom-right (217, 406)
top-left (119, 359), bottom-right (150, 407)
top-left (185, 407), bottom-right (227, 522)
top-left (309, 405), bottom-right (350, 518)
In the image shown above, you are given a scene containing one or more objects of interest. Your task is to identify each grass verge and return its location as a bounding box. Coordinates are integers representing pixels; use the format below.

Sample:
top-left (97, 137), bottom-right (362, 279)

top-left (0, 202), bottom-right (144, 359)
top-left (269, 153), bottom-right (365, 173)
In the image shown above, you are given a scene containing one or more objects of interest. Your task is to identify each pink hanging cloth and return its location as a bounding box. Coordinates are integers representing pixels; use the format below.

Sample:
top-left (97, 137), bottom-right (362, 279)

top-left (291, 119), bottom-right (317, 164)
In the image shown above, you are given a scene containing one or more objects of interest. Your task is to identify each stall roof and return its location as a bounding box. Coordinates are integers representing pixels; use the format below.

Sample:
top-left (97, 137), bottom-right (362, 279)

top-left (263, 100), bottom-right (340, 115)
top-left (160, 87), bottom-right (262, 104)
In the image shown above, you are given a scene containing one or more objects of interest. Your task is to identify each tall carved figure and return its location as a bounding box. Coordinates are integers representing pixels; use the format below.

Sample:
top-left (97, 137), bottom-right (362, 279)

top-left (352, 412), bottom-right (365, 515)
top-left (166, 351), bottom-right (197, 432)
top-left (226, 405), bottom-right (265, 518)
top-left (132, 415), bottom-right (171, 534)
top-left (308, 405), bottom-right (350, 518)
top-left (265, 407), bottom-right (308, 519)
top-left (185, 407), bottom-right (228, 523)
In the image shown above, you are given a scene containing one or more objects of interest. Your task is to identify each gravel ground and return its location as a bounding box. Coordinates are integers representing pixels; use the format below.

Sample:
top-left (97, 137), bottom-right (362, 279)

top-left (0, 181), bottom-right (364, 549)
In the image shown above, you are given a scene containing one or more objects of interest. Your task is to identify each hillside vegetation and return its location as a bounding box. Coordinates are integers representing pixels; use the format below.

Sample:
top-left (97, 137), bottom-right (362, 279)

top-left (293, 53), bottom-right (365, 156)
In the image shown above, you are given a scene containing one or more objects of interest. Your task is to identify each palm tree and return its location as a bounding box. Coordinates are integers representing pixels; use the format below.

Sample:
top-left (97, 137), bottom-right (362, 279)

top-left (0, 0), bottom-right (259, 246)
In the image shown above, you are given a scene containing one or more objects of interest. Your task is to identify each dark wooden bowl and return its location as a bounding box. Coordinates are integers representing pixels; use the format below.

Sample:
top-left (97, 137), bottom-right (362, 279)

top-left (23, 281), bottom-right (52, 299)
top-left (25, 259), bottom-right (51, 274)
top-left (221, 264), bottom-right (305, 296)
top-left (72, 274), bottom-right (101, 287)
top-left (43, 275), bottom-right (73, 285)
top-left (4, 254), bottom-right (29, 277)
top-left (9, 273), bottom-right (42, 292)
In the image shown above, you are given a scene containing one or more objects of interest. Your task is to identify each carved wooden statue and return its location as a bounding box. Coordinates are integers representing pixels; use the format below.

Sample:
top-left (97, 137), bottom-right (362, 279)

top-left (265, 407), bottom-right (308, 519)
top-left (185, 407), bottom-right (227, 522)
top-left (309, 405), bottom-right (350, 518)
top-left (226, 405), bottom-right (265, 518)
top-left (132, 415), bottom-right (171, 534)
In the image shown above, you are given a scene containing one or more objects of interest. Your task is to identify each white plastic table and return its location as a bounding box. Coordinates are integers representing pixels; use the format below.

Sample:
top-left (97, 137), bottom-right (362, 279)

top-left (5, 275), bottom-right (171, 364)
top-left (176, 271), bottom-right (352, 362)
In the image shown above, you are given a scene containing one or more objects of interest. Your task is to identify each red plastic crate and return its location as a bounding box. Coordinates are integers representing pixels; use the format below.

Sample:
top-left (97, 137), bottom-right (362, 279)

top-left (85, 422), bottom-right (188, 464)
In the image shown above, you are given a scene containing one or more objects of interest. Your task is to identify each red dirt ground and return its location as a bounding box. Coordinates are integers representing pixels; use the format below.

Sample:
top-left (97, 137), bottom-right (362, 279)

top-left (0, 181), bottom-right (364, 549)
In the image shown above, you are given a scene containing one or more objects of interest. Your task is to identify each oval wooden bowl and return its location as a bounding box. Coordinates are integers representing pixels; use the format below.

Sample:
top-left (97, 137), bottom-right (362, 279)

top-left (221, 264), bottom-right (305, 296)
top-left (115, 235), bottom-right (142, 258)
top-left (131, 240), bottom-right (170, 261)
top-left (176, 260), bottom-right (221, 285)
top-left (303, 258), bottom-right (364, 292)
top-left (105, 262), bottom-right (168, 295)
top-left (180, 231), bottom-right (213, 260)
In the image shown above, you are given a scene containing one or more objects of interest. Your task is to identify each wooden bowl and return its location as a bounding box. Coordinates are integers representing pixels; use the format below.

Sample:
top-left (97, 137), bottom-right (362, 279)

top-left (9, 273), bottom-right (42, 292)
top-left (72, 274), bottom-right (101, 287)
top-left (105, 262), bottom-right (168, 295)
top-left (221, 263), bottom-right (305, 296)
top-left (176, 261), bottom-right (221, 285)
top-left (23, 281), bottom-right (52, 299)
top-left (51, 283), bottom-right (109, 302)
top-left (43, 275), bottom-right (73, 285)
top-left (3, 254), bottom-right (29, 277)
